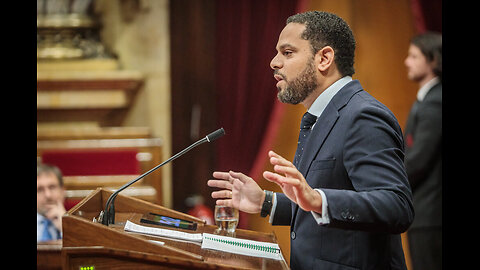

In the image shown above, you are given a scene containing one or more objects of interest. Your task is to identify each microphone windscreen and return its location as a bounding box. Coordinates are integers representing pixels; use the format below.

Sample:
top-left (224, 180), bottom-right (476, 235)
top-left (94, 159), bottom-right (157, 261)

top-left (206, 128), bottom-right (225, 142)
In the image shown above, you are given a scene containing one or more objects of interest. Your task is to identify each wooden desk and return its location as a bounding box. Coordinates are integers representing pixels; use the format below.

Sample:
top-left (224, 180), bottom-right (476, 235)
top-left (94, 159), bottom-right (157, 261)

top-left (111, 216), bottom-right (286, 269)
top-left (37, 240), bottom-right (62, 270)
top-left (62, 188), bottom-right (289, 269)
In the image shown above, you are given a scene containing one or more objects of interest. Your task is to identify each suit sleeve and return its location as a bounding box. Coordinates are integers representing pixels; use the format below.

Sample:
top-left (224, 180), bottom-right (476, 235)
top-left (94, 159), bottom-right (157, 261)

top-left (322, 103), bottom-right (414, 234)
top-left (271, 193), bottom-right (292, 226)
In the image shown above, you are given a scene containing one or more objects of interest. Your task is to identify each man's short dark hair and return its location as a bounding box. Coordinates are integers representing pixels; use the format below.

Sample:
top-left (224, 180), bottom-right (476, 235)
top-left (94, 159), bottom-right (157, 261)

top-left (411, 32), bottom-right (442, 79)
top-left (287, 11), bottom-right (356, 77)
top-left (37, 163), bottom-right (64, 187)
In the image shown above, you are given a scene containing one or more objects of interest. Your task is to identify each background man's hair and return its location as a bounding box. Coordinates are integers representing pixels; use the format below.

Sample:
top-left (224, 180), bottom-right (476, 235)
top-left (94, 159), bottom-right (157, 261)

top-left (411, 32), bottom-right (442, 79)
top-left (287, 11), bottom-right (356, 77)
top-left (37, 163), bottom-right (64, 187)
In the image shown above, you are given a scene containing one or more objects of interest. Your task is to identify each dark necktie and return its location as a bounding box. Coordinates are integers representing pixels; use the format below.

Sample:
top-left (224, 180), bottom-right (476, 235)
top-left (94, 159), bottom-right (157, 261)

top-left (293, 112), bottom-right (317, 167)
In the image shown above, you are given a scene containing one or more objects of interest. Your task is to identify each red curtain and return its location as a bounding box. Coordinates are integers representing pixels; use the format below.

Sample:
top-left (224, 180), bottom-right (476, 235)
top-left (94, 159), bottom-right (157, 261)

top-left (42, 150), bottom-right (140, 176)
top-left (215, 0), bottom-right (310, 229)
top-left (215, 0), bottom-right (299, 175)
top-left (248, 0), bottom-right (312, 180)
top-left (410, 0), bottom-right (442, 33)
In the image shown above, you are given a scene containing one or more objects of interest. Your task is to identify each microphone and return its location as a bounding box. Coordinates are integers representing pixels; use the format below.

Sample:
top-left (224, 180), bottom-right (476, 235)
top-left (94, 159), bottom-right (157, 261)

top-left (206, 128), bottom-right (225, 142)
top-left (101, 128), bottom-right (226, 225)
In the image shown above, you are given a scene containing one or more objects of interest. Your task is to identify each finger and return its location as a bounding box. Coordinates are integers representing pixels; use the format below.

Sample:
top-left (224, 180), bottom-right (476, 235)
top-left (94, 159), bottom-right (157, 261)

top-left (268, 151), bottom-right (294, 167)
top-left (262, 171), bottom-right (284, 190)
top-left (228, 171), bottom-right (250, 183)
top-left (273, 164), bottom-right (303, 178)
top-left (232, 178), bottom-right (243, 189)
top-left (213, 171), bottom-right (231, 180)
top-left (56, 200), bottom-right (66, 211)
top-left (263, 171), bottom-right (301, 186)
top-left (211, 190), bottom-right (233, 199)
top-left (45, 210), bottom-right (60, 220)
top-left (268, 150), bottom-right (279, 157)
top-left (263, 171), bottom-right (284, 185)
top-left (268, 150), bottom-right (285, 159)
top-left (50, 214), bottom-right (61, 221)
top-left (207, 180), bottom-right (233, 189)
top-left (215, 199), bottom-right (233, 207)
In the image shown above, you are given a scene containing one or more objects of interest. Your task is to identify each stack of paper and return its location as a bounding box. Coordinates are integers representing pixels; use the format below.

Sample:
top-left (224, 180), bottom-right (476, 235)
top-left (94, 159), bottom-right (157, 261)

top-left (124, 220), bottom-right (283, 260)
top-left (202, 233), bottom-right (283, 260)
top-left (124, 220), bottom-right (203, 242)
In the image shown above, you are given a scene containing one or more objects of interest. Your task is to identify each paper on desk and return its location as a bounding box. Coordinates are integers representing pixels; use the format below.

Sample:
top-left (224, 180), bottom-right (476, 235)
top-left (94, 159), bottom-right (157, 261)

top-left (201, 233), bottom-right (283, 260)
top-left (125, 221), bottom-right (283, 260)
top-left (124, 220), bottom-right (203, 243)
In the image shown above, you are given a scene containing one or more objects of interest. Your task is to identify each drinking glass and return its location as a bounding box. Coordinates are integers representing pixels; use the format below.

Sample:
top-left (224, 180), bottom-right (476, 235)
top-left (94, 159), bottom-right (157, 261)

top-left (214, 205), bottom-right (239, 236)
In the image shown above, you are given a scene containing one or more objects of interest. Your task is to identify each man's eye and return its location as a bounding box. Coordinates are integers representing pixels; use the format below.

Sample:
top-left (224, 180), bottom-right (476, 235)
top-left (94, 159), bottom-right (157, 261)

top-left (283, 51), bottom-right (292, 56)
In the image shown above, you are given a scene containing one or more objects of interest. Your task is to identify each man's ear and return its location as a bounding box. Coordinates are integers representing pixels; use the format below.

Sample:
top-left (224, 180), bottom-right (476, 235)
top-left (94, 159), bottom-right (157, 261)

top-left (316, 46), bottom-right (335, 72)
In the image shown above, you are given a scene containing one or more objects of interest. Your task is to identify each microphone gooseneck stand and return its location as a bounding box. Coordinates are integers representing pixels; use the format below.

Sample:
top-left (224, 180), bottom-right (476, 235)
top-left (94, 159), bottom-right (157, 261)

top-left (101, 128), bottom-right (225, 226)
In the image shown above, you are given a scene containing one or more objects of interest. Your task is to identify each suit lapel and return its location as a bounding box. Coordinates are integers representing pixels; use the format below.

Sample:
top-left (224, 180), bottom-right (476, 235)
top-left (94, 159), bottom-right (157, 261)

top-left (290, 80), bottom-right (364, 228)
top-left (297, 105), bottom-right (339, 176)
top-left (298, 80), bottom-right (363, 179)
top-left (291, 103), bottom-right (339, 226)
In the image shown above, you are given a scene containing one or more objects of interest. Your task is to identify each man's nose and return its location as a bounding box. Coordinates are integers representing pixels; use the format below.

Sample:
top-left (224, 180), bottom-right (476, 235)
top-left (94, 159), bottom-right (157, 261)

top-left (43, 187), bottom-right (53, 199)
top-left (404, 56), bottom-right (411, 67)
top-left (270, 53), bottom-right (282, 70)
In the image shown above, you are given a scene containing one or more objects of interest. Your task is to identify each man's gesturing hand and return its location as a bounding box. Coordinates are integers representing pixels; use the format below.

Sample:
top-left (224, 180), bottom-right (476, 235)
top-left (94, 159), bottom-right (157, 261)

top-left (262, 150), bottom-right (322, 214)
top-left (208, 171), bottom-right (265, 214)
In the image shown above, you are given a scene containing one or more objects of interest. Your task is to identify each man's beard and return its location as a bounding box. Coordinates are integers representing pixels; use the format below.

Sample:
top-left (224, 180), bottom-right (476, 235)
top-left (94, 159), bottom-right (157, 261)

top-left (275, 58), bottom-right (318, 104)
top-left (408, 71), bottom-right (427, 83)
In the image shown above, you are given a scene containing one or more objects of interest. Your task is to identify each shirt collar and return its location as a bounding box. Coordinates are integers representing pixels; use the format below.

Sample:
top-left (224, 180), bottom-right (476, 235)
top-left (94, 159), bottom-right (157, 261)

top-left (417, 77), bottom-right (439, 101)
top-left (37, 212), bottom-right (48, 224)
top-left (308, 76), bottom-right (353, 118)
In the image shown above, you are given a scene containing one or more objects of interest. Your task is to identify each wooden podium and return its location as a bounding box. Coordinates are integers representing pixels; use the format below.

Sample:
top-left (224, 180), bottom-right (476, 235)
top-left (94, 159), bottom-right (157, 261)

top-left (59, 188), bottom-right (289, 269)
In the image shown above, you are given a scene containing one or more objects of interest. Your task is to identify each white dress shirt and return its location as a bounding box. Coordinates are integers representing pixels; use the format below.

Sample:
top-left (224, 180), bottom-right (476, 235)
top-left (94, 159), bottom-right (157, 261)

top-left (37, 212), bottom-right (62, 242)
top-left (269, 76), bottom-right (353, 225)
top-left (417, 77), bottom-right (439, 101)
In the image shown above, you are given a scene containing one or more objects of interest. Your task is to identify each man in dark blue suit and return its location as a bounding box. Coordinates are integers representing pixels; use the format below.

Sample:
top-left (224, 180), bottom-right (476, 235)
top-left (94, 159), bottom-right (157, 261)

top-left (208, 11), bottom-right (414, 270)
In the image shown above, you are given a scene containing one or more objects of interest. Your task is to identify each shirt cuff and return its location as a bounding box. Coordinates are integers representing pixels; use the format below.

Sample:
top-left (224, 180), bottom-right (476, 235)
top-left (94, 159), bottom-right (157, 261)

top-left (268, 192), bottom-right (277, 224)
top-left (311, 188), bottom-right (330, 225)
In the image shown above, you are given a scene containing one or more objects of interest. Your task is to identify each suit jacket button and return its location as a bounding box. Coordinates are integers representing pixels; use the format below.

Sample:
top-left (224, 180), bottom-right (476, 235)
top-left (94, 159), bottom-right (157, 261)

top-left (291, 231), bottom-right (296, 240)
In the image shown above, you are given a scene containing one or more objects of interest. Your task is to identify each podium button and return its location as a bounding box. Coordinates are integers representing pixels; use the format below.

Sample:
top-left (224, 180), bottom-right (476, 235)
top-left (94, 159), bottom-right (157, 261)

top-left (291, 231), bottom-right (296, 240)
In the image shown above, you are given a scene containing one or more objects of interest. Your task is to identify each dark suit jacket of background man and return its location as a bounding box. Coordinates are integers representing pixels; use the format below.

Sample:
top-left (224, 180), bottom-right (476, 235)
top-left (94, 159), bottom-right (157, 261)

top-left (272, 80), bottom-right (414, 270)
top-left (404, 82), bottom-right (442, 230)
top-left (403, 79), bottom-right (442, 270)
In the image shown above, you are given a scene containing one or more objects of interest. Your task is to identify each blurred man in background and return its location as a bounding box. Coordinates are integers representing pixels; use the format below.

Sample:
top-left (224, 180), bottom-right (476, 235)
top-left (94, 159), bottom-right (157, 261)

top-left (404, 32), bottom-right (442, 270)
top-left (37, 163), bottom-right (66, 242)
